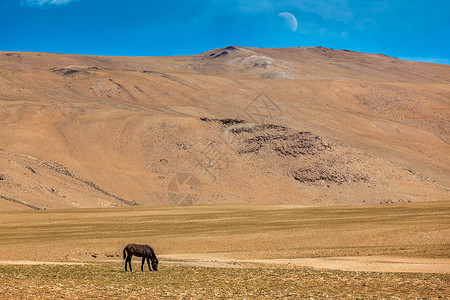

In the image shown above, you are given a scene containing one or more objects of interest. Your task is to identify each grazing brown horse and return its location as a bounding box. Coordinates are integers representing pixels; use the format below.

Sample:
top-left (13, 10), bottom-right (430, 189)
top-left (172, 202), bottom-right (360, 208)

top-left (123, 243), bottom-right (158, 272)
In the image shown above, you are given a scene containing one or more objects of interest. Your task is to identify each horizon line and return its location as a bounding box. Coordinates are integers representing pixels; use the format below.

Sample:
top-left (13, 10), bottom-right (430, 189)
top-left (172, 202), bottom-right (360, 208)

top-left (1, 46), bottom-right (448, 65)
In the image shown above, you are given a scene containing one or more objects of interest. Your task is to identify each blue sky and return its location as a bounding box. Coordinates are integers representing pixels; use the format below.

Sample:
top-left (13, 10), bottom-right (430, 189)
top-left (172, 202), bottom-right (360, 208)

top-left (1, 0), bottom-right (449, 64)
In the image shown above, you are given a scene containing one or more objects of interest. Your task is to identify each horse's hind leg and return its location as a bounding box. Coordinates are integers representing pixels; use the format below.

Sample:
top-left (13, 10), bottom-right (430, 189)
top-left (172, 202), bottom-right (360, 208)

top-left (141, 257), bottom-right (145, 271)
top-left (147, 257), bottom-right (152, 271)
top-left (130, 256), bottom-right (133, 272)
top-left (126, 255), bottom-right (133, 272)
top-left (125, 256), bottom-right (129, 271)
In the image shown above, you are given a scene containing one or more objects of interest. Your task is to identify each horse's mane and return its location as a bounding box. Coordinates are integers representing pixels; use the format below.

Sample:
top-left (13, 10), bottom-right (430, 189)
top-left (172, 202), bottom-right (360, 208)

top-left (144, 248), bottom-right (156, 259)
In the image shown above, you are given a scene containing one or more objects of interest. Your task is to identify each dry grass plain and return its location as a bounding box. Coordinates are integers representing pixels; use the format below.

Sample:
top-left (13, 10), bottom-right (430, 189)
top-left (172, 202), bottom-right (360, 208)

top-left (1, 263), bottom-right (448, 299)
top-left (0, 201), bottom-right (449, 298)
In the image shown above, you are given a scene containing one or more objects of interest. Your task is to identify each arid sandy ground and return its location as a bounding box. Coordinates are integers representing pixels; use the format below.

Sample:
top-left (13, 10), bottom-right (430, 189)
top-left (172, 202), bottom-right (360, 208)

top-left (1, 47), bottom-right (449, 209)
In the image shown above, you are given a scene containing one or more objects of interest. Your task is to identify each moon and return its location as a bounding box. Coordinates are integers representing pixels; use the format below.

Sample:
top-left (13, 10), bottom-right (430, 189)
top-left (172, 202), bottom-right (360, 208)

top-left (278, 12), bottom-right (298, 32)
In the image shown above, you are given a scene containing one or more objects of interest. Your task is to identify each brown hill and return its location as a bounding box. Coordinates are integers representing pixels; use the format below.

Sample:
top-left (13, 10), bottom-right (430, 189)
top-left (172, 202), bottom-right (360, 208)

top-left (0, 47), bottom-right (449, 210)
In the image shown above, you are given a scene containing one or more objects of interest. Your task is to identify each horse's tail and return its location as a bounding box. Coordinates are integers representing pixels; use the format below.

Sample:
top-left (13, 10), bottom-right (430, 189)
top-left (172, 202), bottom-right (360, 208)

top-left (123, 247), bottom-right (127, 260)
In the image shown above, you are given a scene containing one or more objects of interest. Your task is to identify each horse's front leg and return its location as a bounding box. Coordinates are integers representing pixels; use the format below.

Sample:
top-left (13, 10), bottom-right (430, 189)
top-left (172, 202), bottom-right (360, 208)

top-left (147, 257), bottom-right (152, 271)
top-left (141, 257), bottom-right (145, 271)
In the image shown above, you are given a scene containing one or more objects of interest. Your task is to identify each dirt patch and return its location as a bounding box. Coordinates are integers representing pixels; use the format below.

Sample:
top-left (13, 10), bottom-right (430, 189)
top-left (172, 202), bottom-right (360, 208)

top-left (225, 123), bottom-right (373, 185)
top-left (160, 254), bottom-right (450, 274)
top-left (293, 165), bottom-right (369, 184)
top-left (261, 71), bottom-right (297, 79)
top-left (6, 254), bottom-right (446, 273)
top-left (199, 117), bottom-right (246, 126)
top-left (0, 260), bottom-right (86, 266)
top-left (206, 46), bottom-right (240, 60)
top-left (0, 194), bottom-right (41, 210)
top-left (142, 70), bottom-right (199, 89)
top-left (210, 51), bottom-right (229, 59)
top-left (231, 55), bottom-right (277, 69)
top-left (51, 67), bottom-right (91, 77)
top-left (228, 124), bottom-right (330, 156)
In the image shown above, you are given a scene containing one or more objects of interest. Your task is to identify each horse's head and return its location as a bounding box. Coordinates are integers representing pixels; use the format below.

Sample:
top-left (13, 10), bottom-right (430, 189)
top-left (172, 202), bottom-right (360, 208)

top-left (151, 257), bottom-right (159, 271)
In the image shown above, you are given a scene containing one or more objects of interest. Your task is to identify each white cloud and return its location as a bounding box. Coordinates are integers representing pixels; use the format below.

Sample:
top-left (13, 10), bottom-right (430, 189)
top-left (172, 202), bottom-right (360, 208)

top-left (21, 0), bottom-right (76, 7)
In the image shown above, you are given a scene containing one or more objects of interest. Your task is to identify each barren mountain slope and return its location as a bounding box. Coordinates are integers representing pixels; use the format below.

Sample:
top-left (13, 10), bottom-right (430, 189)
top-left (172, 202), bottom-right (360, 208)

top-left (0, 47), bottom-right (448, 210)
